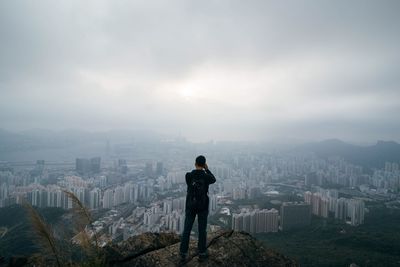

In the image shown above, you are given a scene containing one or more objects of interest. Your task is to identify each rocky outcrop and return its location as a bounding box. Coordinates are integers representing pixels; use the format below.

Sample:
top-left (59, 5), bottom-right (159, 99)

top-left (106, 230), bottom-right (298, 267)
top-left (105, 232), bottom-right (181, 265)
top-left (3, 230), bottom-right (297, 267)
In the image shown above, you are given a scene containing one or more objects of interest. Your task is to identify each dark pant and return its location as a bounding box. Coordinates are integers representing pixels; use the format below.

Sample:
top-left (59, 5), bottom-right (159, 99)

top-left (179, 209), bottom-right (208, 255)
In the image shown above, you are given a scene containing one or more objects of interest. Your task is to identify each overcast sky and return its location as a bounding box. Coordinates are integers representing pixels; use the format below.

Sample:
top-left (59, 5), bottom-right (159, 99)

top-left (0, 0), bottom-right (399, 143)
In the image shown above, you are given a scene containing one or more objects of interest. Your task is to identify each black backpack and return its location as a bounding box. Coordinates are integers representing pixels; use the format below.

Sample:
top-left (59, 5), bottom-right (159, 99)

top-left (188, 176), bottom-right (208, 211)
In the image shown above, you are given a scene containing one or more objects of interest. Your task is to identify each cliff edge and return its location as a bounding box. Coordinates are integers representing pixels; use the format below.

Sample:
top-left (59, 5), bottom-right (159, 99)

top-left (4, 230), bottom-right (297, 267)
top-left (105, 230), bottom-right (298, 267)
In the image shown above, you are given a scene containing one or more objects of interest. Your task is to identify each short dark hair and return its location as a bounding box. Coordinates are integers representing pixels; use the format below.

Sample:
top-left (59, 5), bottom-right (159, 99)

top-left (195, 155), bottom-right (206, 166)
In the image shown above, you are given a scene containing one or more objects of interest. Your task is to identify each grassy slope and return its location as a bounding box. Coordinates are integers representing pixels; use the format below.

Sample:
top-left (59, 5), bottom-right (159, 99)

top-left (0, 205), bottom-right (65, 259)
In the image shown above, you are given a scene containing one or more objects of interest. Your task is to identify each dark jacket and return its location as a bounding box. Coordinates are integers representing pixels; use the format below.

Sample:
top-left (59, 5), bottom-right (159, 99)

top-left (185, 169), bottom-right (216, 212)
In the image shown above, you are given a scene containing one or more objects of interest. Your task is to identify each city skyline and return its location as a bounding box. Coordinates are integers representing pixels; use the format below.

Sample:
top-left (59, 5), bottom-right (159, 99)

top-left (1, 130), bottom-right (399, 266)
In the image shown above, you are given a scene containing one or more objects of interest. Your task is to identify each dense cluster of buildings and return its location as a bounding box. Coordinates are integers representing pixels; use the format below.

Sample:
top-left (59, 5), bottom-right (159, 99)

top-left (232, 193), bottom-right (365, 234)
top-left (1, 148), bottom-right (398, 242)
top-left (232, 202), bottom-right (312, 233)
top-left (0, 168), bottom-right (153, 210)
top-left (232, 208), bottom-right (279, 233)
top-left (142, 194), bottom-right (218, 233)
top-left (142, 197), bottom-right (186, 233)
top-left (75, 157), bottom-right (101, 175)
top-left (370, 162), bottom-right (400, 191)
top-left (2, 175), bottom-right (95, 209)
top-left (102, 182), bottom-right (154, 209)
top-left (100, 193), bottom-right (219, 241)
top-left (304, 190), bottom-right (365, 226)
top-left (304, 159), bottom-right (400, 192)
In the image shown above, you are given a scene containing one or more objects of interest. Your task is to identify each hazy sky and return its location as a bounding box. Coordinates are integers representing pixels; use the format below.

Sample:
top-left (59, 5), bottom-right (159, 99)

top-left (0, 0), bottom-right (399, 142)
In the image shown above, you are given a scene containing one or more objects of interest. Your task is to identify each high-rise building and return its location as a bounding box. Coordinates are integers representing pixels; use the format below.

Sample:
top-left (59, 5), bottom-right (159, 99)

top-left (165, 210), bottom-right (185, 233)
top-left (232, 187), bottom-right (246, 200)
top-left (145, 162), bottom-right (153, 177)
top-left (306, 191), bottom-right (365, 226)
top-left (335, 198), bottom-right (347, 220)
top-left (280, 202), bottom-right (311, 231)
top-left (102, 189), bottom-right (114, 209)
top-left (156, 162), bottom-right (164, 176)
top-left (310, 192), bottom-right (320, 215)
top-left (247, 187), bottom-right (261, 199)
top-left (76, 158), bottom-right (91, 174)
top-left (266, 209), bottom-right (279, 232)
top-left (209, 194), bottom-right (218, 214)
top-left (305, 172), bottom-right (318, 186)
top-left (242, 213), bottom-right (251, 232)
top-left (76, 157), bottom-right (101, 175)
top-left (304, 191), bottom-right (312, 204)
top-left (30, 160), bottom-right (45, 178)
top-left (105, 140), bottom-right (111, 157)
top-left (123, 183), bottom-right (136, 203)
top-left (118, 159), bottom-right (128, 174)
top-left (90, 157), bottom-right (101, 173)
top-left (114, 186), bottom-right (125, 206)
top-left (320, 197), bottom-right (329, 218)
top-left (257, 209), bottom-right (279, 233)
top-left (232, 213), bottom-right (243, 231)
top-left (232, 209), bottom-right (278, 233)
top-left (348, 199), bottom-right (365, 226)
top-left (36, 160), bottom-right (45, 171)
top-left (0, 183), bottom-right (8, 201)
top-left (163, 199), bottom-right (173, 214)
top-left (89, 188), bottom-right (101, 209)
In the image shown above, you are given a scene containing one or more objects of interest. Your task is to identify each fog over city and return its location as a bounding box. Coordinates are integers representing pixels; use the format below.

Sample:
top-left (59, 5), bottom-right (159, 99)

top-left (2, 2), bottom-right (400, 267)
top-left (1, 0), bottom-right (400, 142)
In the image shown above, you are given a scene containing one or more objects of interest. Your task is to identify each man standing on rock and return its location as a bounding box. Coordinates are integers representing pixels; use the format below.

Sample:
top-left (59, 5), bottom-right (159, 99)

top-left (180, 155), bottom-right (216, 263)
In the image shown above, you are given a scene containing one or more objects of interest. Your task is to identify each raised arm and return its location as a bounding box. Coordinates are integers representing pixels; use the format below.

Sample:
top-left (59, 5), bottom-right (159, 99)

top-left (205, 168), bottom-right (216, 184)
top-left (185, 172), bottom-right (191, 186)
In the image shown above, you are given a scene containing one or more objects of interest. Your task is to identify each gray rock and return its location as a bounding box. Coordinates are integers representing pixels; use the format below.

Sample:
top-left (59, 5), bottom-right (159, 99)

top-left (106, 230), bottom-right (298, 267)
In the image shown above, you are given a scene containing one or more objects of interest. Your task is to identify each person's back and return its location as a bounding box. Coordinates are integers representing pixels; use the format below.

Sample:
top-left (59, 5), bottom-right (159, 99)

top-left (179, 155), bottom-right (216, 264)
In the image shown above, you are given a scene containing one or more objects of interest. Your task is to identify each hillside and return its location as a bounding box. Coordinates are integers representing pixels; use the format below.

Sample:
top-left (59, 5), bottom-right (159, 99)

top-left (0, 205), bottom-right (65, 260)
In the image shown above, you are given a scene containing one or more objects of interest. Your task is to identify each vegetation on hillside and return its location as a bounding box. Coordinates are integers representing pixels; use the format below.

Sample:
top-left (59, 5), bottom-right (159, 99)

top-left (256, 204), bottom-right (400, 267)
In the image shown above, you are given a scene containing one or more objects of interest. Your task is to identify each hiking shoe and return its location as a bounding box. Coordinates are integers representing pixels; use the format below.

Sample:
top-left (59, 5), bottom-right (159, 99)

top-left (198, 252), bottom-right (208, 262)
top-left (179, 253), bottom-right (188, 265)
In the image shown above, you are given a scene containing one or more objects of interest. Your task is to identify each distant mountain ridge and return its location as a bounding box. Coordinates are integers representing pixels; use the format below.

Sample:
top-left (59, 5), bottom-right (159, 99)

top-left (295, 139), bottom-right (400, 169)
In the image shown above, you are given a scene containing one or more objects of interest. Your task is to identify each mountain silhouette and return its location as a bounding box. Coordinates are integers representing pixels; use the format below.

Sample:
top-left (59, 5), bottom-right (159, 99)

top-left (295, 139), bottom-right (400, 169)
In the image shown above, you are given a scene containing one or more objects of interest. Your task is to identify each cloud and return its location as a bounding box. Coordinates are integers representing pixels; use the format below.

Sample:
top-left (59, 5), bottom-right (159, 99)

top-left (0, 0), bottom-right (399, 142)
